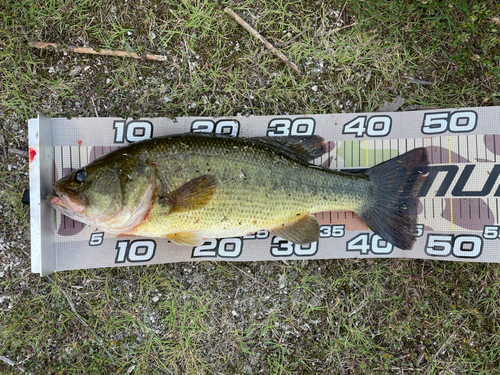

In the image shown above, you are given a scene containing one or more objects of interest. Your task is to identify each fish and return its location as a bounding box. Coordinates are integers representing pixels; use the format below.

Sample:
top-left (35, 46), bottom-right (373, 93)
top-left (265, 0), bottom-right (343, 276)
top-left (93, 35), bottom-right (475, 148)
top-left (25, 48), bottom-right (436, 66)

top-left (46, 133), bottom-right (429, 249)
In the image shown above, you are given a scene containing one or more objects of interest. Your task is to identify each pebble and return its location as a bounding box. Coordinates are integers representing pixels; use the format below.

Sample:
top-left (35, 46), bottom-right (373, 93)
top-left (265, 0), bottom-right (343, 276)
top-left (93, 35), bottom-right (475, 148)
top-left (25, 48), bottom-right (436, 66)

top-left (0, 295), bottom-right (9, 303)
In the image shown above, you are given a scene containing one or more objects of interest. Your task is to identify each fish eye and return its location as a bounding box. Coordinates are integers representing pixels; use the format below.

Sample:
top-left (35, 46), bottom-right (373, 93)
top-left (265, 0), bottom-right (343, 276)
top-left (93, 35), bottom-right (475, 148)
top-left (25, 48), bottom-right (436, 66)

top-left (75, 170), bottom-right (87, 183)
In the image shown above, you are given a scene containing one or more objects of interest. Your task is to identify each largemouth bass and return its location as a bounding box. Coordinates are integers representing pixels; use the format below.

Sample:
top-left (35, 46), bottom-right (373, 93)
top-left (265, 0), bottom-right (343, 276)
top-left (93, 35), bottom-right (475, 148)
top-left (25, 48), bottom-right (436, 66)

top-left (46, 133), bottom-right (428, 249)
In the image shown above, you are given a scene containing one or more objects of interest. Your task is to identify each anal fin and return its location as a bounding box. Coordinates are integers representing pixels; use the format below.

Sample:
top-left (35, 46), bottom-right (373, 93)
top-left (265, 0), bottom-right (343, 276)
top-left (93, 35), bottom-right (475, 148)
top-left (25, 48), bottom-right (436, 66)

top-left (271, 214), bottom-right (319, 245)
top-left (167, 231), bottom-right (206, 246)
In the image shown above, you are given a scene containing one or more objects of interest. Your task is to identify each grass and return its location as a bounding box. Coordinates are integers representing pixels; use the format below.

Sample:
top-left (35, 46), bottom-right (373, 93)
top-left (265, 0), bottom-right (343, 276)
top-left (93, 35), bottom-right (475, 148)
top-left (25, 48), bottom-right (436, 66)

top-left (1, 0), bottom-right (500, 373)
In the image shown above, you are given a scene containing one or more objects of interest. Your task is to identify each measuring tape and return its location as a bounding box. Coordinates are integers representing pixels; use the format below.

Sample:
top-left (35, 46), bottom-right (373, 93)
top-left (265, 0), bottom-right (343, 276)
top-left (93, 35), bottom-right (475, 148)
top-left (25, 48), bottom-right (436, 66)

top-left (28, 107), bottom-right (500, 275)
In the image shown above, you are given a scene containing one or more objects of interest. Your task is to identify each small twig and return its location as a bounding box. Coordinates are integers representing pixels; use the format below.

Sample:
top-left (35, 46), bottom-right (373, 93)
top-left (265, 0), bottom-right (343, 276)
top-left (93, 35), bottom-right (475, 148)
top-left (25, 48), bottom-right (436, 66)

top-left (0, 355), bottom-right (34, 375)
top-left (416, 348), bottom-right (426, 367)
top-left (227, 263), bottom-right (272, 292)
top-left (348, 298), bottom-right (367, 317)
top-left (246, 91), bottom-right (256, 116)
top-left (325, 21), bottom-right (358, 37)
top-left (49, 277), bottom-right (115, 365)
top-left (90, 97), bottom-right (99, 117)
top-left (224, 8), bottom-right (300, 74)
top-left (58, 286), bottom-right (88, 328)
top-left (29, 41), bottom-right (168, 61)
top-left (8, 148), bottom-right (28, 157)
top-left (423, 320), bottom-right (466, 373)
top-left (390, 368), bottom-right (417, 372)
top-left (275, 29), bottom-right (307, 47)
top-left (336, 295), bottom-right (344, 338)
top-left (0, 356), bottom-right (15, 367)
top-left (338, 0), bottom-right (349, 20)
top-left (0, 286), bottom-right (31, 299)
top-left (183, 38), bottom-right (193, 81)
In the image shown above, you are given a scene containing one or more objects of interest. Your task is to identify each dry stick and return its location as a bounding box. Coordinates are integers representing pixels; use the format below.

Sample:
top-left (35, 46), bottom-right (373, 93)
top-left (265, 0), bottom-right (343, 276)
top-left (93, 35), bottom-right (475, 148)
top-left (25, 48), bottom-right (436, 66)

top-left (224, 8), bottom-right (300, 74)
top-left (423, 320), bottom-right (466, 373)
top-left (0, 286), bottom-right (31, 299)
top-left (0, 355), bottom-right (34, 375)
top-left (324, 22), bottom-right (358, 38)
top-left (275, 30), bottom-right (307, 47)
top-left (29, 41), bottom-right (168, 61)
top-left (49, 277), bottom-right (116, 365)
top-left (227, 263), bottom-right (273, 293)
top-left (8, 148), bottom-right (29, 157)
top-left (90, 97), bottom-right (99, 117)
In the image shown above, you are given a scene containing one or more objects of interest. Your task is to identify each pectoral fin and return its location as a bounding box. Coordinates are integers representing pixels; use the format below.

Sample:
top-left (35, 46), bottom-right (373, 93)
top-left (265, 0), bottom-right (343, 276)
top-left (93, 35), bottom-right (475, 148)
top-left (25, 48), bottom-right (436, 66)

top-left (271, 214), bottom-right (320, 245)
top-left (167, 231), bottom-right (206, 246)
top-left (159, 174), bottom-right (216, 214)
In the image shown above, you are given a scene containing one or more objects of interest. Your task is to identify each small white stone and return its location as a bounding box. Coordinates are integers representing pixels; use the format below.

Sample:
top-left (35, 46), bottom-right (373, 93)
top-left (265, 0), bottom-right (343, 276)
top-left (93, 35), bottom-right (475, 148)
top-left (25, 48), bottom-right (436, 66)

top-left (311, 85), bottom-right (318, 92)
top-left (152, 295), bottom-right (160, 302)
top-left (232, 310), bottom-right (238, 316)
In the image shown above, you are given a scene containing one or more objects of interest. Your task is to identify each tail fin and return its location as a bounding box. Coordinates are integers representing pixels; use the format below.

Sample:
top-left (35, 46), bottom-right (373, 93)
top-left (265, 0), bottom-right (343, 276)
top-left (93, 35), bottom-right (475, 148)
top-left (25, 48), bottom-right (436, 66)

top-left (357, 148), bottom-right (429, 250)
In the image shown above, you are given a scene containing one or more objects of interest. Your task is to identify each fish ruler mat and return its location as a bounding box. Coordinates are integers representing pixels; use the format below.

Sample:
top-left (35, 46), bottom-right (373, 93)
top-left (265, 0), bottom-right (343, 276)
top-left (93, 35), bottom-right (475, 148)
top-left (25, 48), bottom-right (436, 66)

top-left (28, 108), bottom-right (500, 275)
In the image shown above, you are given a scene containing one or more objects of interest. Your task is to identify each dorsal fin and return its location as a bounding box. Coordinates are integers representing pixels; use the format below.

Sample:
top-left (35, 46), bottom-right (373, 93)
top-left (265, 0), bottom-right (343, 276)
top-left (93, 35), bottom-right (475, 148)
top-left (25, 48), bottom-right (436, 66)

top-left (250, 136), bottom-right (326, 163)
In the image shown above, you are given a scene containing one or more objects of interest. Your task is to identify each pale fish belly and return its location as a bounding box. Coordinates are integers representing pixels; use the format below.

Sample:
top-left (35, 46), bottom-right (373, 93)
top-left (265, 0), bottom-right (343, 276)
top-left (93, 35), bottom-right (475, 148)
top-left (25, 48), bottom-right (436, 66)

top-left (131, 165), bottom-right (373, 239)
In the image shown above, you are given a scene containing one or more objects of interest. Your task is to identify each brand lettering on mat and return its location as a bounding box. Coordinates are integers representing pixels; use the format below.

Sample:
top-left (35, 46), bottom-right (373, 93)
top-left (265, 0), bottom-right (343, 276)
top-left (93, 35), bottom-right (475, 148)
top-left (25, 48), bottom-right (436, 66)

top-left (418, 165), bottom-right (500, 197)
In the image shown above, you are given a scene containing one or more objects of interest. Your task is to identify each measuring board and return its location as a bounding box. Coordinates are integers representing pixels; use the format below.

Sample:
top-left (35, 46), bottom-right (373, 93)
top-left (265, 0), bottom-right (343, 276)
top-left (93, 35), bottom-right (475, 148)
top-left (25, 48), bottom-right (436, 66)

top-left (29, 108), bottom-right (500, 276)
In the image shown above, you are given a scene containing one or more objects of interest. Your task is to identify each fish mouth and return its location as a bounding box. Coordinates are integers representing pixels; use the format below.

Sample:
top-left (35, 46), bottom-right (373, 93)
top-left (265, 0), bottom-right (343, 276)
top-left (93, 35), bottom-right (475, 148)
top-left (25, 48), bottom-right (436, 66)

top-left (46, 192), bottom-right (77, 217)
top-left (46, 192), bottom-right (65, 208)
top-left (46, 185), bottom-right (86, 217)
top-left (46, 192), bottom-right (97, 234)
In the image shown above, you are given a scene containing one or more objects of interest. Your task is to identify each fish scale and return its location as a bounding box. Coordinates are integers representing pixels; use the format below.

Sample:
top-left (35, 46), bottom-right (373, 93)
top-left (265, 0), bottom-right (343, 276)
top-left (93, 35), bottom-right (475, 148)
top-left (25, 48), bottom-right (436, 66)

top-left (130, 134), bottom-right (370, 239)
